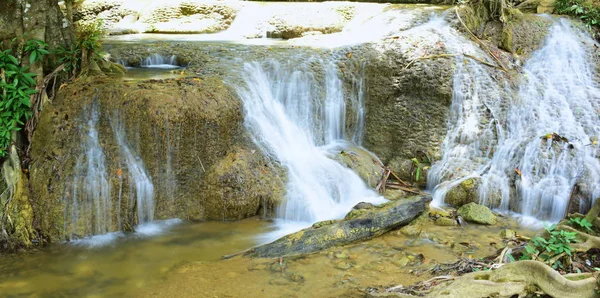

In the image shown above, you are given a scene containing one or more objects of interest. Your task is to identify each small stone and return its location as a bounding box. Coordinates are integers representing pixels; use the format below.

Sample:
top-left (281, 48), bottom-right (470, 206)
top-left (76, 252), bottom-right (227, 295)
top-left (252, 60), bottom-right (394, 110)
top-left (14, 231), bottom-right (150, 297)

top-left (500, 229), bottom-right (516, 239)
top-left (457, 203), bottom-right (497, 225)
top-left (334, 261), bottom-right (353, 270)
top-left (335, 252), bottom-right (348, 259)
top-left (288, 272), bottom-right (305, 283)
top-left (429, 209), bottom-right (451, 218)
top-left (435, 217), bottom-right (457, 226)
top-left (392, 257), bottom-right (410, 267)
top-left (353, 202), bottom-right (375, 210)
top-left (398, 225), bottom-right (421, 236)
top-left (451, 243), bottom-right (470, 253)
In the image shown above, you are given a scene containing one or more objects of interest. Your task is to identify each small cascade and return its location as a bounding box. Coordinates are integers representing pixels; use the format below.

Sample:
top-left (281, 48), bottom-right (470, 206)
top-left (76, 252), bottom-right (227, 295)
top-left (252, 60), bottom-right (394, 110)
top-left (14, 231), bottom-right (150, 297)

top-left (235, 57), bottom-right (384, 231)
top-left (484, 20), bottom-right (600, 221)
top-left (111, 115), bottom-right (155, 225)
top-left (67, 101), bottom-right (112, 238)
top-left (429, 18), bottom-right (600, 222)
top-left (141, 54), bottom-right (179, 69)
top-left (426, 16), bottom-right (507, 207)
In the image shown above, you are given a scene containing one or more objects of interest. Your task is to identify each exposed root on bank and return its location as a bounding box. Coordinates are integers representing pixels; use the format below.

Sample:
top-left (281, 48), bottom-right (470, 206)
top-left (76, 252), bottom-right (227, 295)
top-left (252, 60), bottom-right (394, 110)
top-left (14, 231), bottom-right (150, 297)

top-left (454, 7), bottom-right (508, 72)
top-left (371, 260), bottom-right (599, 298)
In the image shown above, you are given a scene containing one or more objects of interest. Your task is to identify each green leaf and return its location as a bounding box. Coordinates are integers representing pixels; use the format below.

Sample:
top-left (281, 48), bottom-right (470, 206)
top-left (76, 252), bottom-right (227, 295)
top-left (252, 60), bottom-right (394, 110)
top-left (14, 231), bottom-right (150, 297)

top-left (29, 51), bottom-right (37, 65)
top-left (19, 96), bottom-right (31, 108)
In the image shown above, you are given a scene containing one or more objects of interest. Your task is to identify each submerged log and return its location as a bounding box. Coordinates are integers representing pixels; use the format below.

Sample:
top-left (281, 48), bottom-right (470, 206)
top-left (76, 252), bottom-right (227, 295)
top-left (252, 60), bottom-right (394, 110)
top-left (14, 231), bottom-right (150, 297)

top-left (245, 195), bottom-right (431, 258)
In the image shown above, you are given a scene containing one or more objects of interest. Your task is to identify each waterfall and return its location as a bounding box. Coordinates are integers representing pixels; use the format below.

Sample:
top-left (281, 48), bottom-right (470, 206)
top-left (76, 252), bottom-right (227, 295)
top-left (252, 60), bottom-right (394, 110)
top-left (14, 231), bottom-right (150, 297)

top-left (67, 101), bottom-right (112, 238)
top-left (235, 58), bottom-right (383, 230)
top-left (430, 18), bottom-right (600, 222)
top-left (488, 20), bottom-right (600, 221)
top-left (111, 115), bottom-right (155, 225)
top-left (141, 54), bottom-right (179, 69)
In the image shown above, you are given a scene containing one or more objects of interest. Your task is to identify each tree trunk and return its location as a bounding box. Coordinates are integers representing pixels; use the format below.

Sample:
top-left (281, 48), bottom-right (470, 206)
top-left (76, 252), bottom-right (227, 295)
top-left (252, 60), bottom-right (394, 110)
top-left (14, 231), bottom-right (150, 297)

top-left (0, 0), bottom-right (73, 251)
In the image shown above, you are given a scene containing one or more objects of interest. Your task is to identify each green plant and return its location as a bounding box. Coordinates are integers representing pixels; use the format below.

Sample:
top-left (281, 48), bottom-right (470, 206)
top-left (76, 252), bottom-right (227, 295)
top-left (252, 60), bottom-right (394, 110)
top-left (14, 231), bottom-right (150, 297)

top-left (55, 44), bottom-right (81, 76)
top-left (520, 224), bottom-right (578, 268)
top-left (76, 19), bottom-right (106, 58)
top-left (59, 19), bottom-right (107, 77)
top-left (569, 217), bottom-right (593, 233)
top-left (410, 158), bottom-right (422, 182)
top-left (556, 0), bottom-right (600, 39)
top-left (0, 44), bottom-right (44, 157)
top-left (24, 39), bottom-right (50, 65)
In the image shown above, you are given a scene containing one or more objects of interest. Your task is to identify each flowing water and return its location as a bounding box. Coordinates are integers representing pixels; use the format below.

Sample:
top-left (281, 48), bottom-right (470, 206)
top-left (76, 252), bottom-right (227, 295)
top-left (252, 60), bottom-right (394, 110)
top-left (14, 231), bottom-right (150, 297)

top-left (429, 18), bottom-right (600, 222)
top-left (141, 53), bottom-right (179, 68)
top-left (111, 114), bottom-right (156, 225)
top-left (67, 101), bottom-right (113, 238)
top-left (235, 58), bottom-right (385, 232)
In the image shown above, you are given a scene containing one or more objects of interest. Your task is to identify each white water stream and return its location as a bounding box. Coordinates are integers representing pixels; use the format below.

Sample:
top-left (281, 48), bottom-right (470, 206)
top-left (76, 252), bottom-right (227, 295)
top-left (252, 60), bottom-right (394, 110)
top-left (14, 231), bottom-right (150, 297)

top-left (429, 19), bottom-right (600, 222)
top-left (235, 58), bottom-right (384, 232)
top-left (68, 101), bottom-right (112, 238)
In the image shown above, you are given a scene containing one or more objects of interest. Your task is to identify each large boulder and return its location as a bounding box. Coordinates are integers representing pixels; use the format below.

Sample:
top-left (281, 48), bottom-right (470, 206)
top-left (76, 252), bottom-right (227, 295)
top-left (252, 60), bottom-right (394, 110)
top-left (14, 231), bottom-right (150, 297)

top-left (339, 22), bottom-right (454, 164)
top-left (329, 145), bottom-right (384, 188)
top-left (202, 147), bottom-right (285, 220)
top-left (29, 76), bottom-right (285, 243)
top-left (246, 195), bottom-right (431, 257)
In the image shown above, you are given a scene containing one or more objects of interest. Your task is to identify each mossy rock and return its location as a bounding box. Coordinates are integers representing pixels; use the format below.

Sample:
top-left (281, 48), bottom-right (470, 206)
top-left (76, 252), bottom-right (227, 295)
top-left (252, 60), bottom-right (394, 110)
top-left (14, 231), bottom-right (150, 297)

top-left (331, 145), bottom-right (384, 189)
top-left (29, 76), bottom-right (285, 243)
top-left (457, 203), bottom-right (497, 225)
top-left (435, 217), bottom-right (457, 226)
top-left (445, 178), bottom-right (480, 207)
top-left (501, 13), bottom-right (553, 55)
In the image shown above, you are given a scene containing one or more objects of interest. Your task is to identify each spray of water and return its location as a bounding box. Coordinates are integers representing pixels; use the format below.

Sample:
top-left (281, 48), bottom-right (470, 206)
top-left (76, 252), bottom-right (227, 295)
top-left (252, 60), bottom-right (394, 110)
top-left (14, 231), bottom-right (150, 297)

top-left (235, 58), bottom-right (384, 233)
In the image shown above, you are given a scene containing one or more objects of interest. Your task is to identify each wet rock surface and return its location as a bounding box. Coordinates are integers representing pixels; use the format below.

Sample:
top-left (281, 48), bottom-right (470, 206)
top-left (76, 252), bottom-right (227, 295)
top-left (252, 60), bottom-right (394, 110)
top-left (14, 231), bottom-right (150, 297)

top-left (29, 76), bottom-right (285, 242)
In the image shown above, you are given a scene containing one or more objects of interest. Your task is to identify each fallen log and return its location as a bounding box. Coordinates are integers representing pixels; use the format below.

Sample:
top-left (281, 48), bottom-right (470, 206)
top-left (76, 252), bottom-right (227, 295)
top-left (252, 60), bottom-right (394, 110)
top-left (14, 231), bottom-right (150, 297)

top-left (244, 195), bottom-right (431, 258)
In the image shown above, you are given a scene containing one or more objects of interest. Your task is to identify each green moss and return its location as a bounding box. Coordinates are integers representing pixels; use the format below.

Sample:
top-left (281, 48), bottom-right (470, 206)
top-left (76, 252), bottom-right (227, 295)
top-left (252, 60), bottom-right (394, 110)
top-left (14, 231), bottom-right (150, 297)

top-left (457, 202), bottom-right (497, 225)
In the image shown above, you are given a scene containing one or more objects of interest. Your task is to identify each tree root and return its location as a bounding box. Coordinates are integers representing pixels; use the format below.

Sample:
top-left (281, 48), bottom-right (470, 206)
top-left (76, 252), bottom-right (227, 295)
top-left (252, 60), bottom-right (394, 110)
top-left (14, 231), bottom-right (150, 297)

top-left (404, 53), bottom-right (506, 72)
top-left (454, 7), bottom-right (508, 72)
top-left (375, 261), bottom-right (599, 298)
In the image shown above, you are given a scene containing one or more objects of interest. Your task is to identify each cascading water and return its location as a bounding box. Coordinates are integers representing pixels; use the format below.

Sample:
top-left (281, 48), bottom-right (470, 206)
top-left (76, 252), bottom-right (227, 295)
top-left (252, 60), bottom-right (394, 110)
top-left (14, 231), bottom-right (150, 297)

top-left (429, 18), bottom-right (600, 222)
top-left (67, 101), bottom-right (112, 238)
top-left (235, 57), bottom-right (384, 231)
top-left (425, 16), bottom-right (507, 208)
top-left (141, 54), bottom-right (179, 69)
top-left (111, 115), bottom-right (155, 225)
